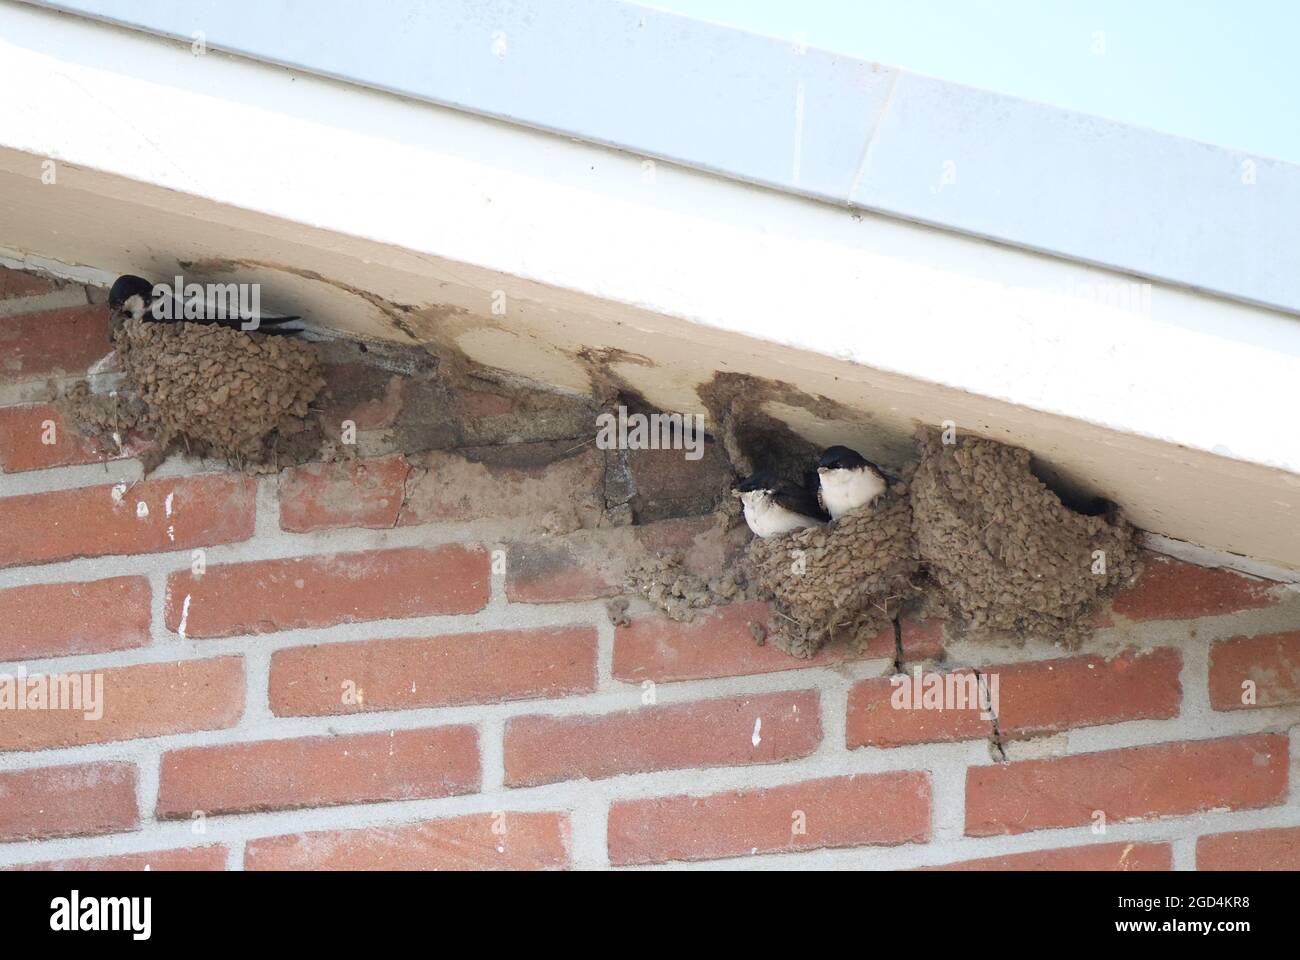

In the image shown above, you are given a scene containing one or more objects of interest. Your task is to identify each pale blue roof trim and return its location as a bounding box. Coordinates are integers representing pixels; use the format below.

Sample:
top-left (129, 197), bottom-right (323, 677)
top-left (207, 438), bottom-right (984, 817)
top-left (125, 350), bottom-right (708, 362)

top-left (24, 0), bottom-right (1300, 315)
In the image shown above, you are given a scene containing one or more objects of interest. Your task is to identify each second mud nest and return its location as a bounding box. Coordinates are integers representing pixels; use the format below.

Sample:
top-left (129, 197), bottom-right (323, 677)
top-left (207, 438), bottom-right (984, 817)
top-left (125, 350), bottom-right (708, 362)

top-left (61, 318), bottom-right (327, 471)
top-left (745, 483), bottom-right (923, 658)
top-left (909, 430), bottom-right (1139, 645)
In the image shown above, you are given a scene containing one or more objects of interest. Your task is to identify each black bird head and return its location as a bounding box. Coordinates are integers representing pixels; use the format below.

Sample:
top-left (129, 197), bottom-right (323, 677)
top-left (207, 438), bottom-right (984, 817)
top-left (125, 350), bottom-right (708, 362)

top-left (736, 470), bottom-right (779, 494)
top-left (108, 275), bottom-right (155, 310)
top-left (818, 445), bottom-right (870, 472)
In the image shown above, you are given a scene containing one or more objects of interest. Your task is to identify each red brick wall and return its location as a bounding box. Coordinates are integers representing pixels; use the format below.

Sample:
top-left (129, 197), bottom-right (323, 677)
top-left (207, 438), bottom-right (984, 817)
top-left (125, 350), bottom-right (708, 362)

top-left (2, 266), bottom-right (1299, 870)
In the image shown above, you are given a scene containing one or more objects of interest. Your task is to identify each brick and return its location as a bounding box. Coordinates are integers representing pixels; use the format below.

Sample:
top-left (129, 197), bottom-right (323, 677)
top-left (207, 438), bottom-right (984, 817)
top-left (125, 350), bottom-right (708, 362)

top-left (0, 763), bottom-right (137, 841)
top-left (966, 734), bottom-right (1288, 836)
top-left (608, 772), bottom-right (931, 865)
top-left (1209, 630), bottom-right (1300, 711)
top-left (0, 576), bottom-right (151, 659)
top-left (320, 362), bottom-right (406, 430)
top-left (616, 602), bottom-right (854, 682)
top-left (278, 451), bottom-right (606, 533)
top-left (624, 442), bottom-right (730, 522)
top-left (504, 690), bottom-right (821, 787)
top-left (847, 648), bottom-right (1182, 748)
top-left (460, 389), bottom-right (515, 417)
top-left (1197, 826), bottom-right (1300, 870)
top-left (399, 450), bottom-right (604, 527)
top-left (164, 545), bottom-right (489, 638)
top-left (0, 305), bottom-right (109, 384)
top-left (993, 648), bottom-right (1183, 734)
top-left (0, 657), bottom-right (244, 751)
top-left (0, 404), bottom-right (135, 472)
top-left (613, 610), bottom-right (941, 685)
top-left (1110, 555), bottom-right (1281, 622)
top-left (0, 266), bottom-right (64, 300)
top-left (848, 669), bottom-right (990, 749)
top-left (157, 726), bottom-right (479, 818)
top-left (278, 455), bottom-right (412, 532)
top-left (0, 474), bottom-right (255, 570)
top-left (7, 847), bottom-right (228, 871)
top-left (872, 617), bottom-right (946, 660)
top-left (454, 389), bottom-right (598, 447)
top-left (506, 537), bottom-right (618, 603)
top-left (270, 626), bottom-right (597, 716)
top-left (506, 517), bottom-right (717, 604)
top-left (245, 812), bottom-right (571, 870)
top-left (927, 842), bottom-right (1172, 871)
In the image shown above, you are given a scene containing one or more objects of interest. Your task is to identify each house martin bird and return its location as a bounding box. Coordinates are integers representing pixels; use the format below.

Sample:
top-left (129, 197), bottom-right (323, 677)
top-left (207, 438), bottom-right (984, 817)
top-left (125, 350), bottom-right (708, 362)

top-left (816, 445), bottom-right (888, 520)
top-left (107, 274), bottom-right (303, 336)
top-left (737, 470), bottom-right (828, 538)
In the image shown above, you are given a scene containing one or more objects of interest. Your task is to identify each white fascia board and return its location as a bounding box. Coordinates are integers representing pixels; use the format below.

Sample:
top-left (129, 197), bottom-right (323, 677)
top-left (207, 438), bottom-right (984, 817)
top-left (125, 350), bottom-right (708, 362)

top-left (22, 0), bottom-right (1300, 317)
top-left (1, 0), bottom-right (1299, 489)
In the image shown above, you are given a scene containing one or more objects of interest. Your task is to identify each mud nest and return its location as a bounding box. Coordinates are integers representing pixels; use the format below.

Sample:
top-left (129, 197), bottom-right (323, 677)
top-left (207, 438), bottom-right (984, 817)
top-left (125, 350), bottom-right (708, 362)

top-left (625, 551), bottom-right (749, 623)
top-left (61, 318), bottom-right (327, 471)
top-left (56, 381), bottom-right (152, 456)
top-left (745, 484), bottom-right (922, 658)
top-left (910, 430), bottom-right (1139, 645)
